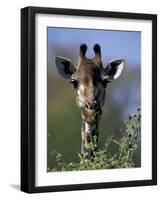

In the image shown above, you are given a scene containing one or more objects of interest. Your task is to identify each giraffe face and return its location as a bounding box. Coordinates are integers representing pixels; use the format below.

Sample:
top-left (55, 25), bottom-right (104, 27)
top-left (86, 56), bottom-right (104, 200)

top-left (71, 61), bottom-right (105, 124)
top-left (55, 44), bottom-right (125, 124)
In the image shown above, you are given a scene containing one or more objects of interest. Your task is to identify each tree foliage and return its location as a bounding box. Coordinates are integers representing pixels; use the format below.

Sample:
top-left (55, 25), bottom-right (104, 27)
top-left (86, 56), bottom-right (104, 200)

top-left (48, 108), bottom-right (141, 172)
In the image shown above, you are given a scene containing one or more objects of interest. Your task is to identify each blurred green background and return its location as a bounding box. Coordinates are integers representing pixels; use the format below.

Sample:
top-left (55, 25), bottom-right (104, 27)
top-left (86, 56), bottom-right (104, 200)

top-left (47, 28), bottom-right (141, 169)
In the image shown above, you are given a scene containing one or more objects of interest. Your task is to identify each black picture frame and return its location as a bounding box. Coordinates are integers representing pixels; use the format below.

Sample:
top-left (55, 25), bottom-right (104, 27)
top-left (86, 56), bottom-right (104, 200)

top-left (21, 6), bottom-right (157, 193)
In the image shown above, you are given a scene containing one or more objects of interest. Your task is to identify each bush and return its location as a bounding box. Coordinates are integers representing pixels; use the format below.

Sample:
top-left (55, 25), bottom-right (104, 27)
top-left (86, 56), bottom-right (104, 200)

top-left (48, 108), bottom-right (141, 172)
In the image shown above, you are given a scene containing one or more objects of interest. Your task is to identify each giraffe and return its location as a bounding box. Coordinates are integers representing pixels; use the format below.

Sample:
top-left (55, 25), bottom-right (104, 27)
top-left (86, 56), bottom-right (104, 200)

top-left (55, 44), bottom-right (125, 159)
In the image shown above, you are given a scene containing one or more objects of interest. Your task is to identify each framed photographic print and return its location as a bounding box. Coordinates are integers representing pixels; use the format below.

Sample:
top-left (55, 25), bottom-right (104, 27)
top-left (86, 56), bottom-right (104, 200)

top-left (21, 6), bottom-right (157, 193)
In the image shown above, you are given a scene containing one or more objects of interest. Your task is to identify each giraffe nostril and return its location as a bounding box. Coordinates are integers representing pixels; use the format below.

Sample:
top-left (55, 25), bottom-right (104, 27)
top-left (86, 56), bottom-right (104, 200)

top-left (85, 101), bottom-right (98, 110)
top-left (85, 102), bottom-right (91, 110)
top-left (93, 101), bottom-right (98, 110)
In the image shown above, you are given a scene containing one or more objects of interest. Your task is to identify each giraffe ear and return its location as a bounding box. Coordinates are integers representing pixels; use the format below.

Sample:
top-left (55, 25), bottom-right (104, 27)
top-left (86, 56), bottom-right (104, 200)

top-left (55, 56), bottom-right (76, 79)
top-left (103, 59), bottom-right (125, 80)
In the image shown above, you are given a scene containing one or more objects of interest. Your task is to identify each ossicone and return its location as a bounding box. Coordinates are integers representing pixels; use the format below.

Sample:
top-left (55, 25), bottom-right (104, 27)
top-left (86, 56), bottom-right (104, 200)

top-left (80, 43), bottom-right (87, 58)
top-left (93, 43), bottom-right (101, 61)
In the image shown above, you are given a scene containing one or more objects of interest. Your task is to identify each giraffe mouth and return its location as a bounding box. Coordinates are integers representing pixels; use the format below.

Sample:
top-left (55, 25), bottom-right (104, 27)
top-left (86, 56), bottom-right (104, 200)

top-left (82, 108), bottom-right (102, 124)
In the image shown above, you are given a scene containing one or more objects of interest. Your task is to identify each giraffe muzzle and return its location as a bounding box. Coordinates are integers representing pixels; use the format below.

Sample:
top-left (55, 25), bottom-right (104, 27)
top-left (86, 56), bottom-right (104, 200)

top-left (85, 101), bottom-right (98, 111)
top-left (82, 105), bottom-right (102, 124)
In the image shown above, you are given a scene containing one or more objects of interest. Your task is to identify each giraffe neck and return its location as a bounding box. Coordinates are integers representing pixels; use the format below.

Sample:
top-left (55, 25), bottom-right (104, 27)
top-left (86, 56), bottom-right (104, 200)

top-left (81, 119), bottom-right (99, 158)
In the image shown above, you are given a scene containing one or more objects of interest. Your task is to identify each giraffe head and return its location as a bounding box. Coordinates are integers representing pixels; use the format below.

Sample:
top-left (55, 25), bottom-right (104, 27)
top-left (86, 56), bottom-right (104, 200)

top-left (55, 44), bottom-right (124, 125)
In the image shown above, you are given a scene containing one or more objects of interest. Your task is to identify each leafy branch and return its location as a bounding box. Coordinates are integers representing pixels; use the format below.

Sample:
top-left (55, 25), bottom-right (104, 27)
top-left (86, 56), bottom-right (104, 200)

top-left (48, 108), bottom-right (141, 172)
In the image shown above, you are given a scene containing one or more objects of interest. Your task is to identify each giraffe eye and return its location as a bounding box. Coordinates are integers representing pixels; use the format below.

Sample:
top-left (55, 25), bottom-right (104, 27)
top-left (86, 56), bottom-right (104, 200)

top-left (69, 79), bottom-right (78, 89)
